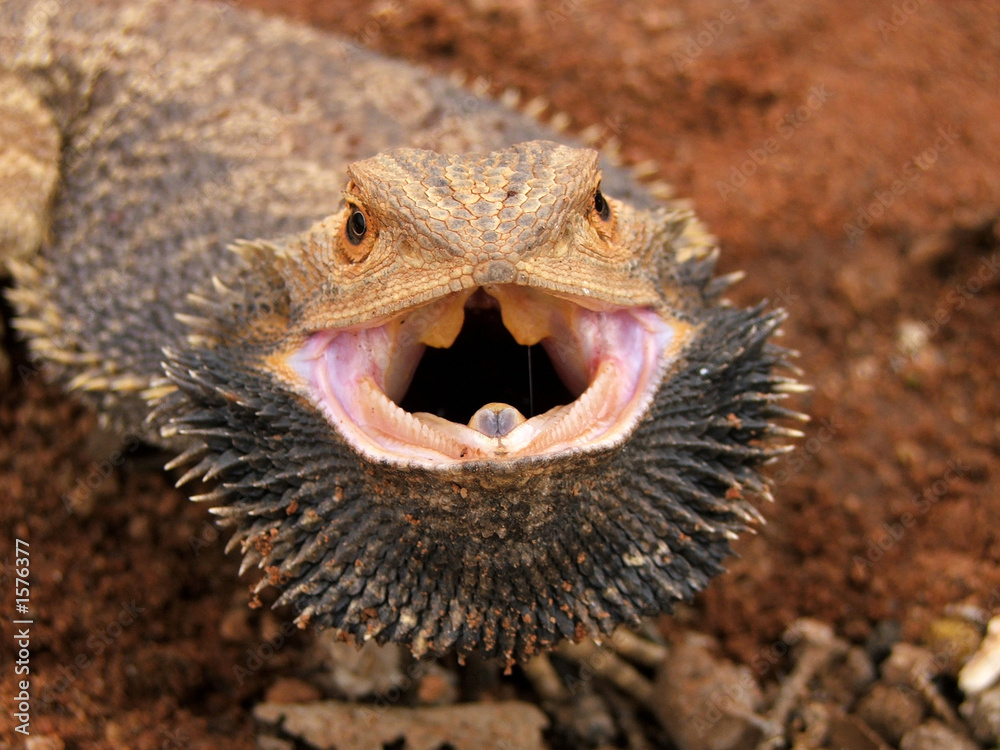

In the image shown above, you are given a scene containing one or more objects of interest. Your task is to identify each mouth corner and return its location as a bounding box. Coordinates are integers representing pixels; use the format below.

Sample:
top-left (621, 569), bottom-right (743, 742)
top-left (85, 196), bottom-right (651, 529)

top-left (284, 285), bottom-right (689, 470)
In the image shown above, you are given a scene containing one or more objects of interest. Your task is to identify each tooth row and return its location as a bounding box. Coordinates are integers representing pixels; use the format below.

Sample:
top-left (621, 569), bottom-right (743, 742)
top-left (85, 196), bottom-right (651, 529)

top-left (358, 379), bottom-right (474, 461)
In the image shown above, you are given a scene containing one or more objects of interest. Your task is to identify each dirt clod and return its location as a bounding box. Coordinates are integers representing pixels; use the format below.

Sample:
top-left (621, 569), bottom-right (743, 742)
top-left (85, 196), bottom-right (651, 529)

top-left (899, 720), bottom-right (979, 750)
top-left (653, 632), bottom-right (763, 750)
top-left (856, 683), bottom-right (926, 746)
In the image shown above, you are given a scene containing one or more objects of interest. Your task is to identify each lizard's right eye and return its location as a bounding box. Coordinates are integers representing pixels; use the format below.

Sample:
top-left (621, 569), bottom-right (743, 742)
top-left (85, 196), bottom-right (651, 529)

top-left (346, 207), bottom-right (368, 245)
top-left (593, 188), bottom-right (611, 222)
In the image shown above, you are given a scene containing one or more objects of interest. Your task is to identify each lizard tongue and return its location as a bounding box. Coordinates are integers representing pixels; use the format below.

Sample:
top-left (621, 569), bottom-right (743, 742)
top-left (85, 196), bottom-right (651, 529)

top-left (467, 403), bottom-right (526, 438)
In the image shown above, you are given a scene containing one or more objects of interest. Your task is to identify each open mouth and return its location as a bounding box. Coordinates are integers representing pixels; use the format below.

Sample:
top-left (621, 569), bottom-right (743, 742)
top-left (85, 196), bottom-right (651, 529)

top-left (287, 285), bottom-right (685, 468)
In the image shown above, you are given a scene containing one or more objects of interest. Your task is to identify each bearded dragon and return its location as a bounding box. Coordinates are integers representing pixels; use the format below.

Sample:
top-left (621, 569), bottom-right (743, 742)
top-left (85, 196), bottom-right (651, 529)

top-left (1, 0), bottom-right (800, 666)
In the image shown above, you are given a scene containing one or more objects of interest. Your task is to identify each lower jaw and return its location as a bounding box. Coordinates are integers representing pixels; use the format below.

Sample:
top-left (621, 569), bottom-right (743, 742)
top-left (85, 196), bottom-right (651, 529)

top-left (165, 293), bottom-right (789, 665)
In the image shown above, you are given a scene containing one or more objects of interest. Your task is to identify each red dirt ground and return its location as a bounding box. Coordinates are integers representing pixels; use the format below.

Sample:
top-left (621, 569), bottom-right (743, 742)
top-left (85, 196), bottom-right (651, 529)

top-left (2, 1), bottom-right (998, 747)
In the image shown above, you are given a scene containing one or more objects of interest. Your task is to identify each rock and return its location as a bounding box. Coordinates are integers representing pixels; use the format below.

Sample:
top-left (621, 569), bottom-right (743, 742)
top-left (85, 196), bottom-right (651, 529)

top-left (907, 230), bottom-right (956, 267)
top-left (855, 682), bottom-right (925, 746)
top-left (835, 242), bottom-right (901, 315)
top-left (923, 616), bottom-right (982, 677)
top-left (255, 700), bottom-right (549, 750)
top-left (264, 677), bottom-right (321, 704)
top-left (895, 320), bottom-right (931, 363)
top-left (789, 701), bottom-right (832, 749)
top-left (787, 701), bottom-right (891, 750)
top-left (259, 612), bottom-right (284, 644)
top-left (959, 615), bottom-right (1000, 695)
top-left (818, 645), bottom-right (876, 704)
top-left (0, 343), bottom-right (9, 391)
top-left (255, 739), bottom-right (293, 750)
top-left (219, 606), bottom-right (253, 642)
top-left (881, 643), bottom-right (938, 689)
top-left (898, 719), bottom-right (978, 750)
top-left (568, 692), bottom-right (617, 747)
top-left (414, 663), bottom-right (459, 706)
top-left (906, 212), bottom-right (1000, 268)
top-left (25, 737), bottom-right (65, 750)
top-left (826, 707), bottom-right (893, 750)
top-left (653, 632), bottom-right (763, 750)
top-left (318, 635), bottom-right (407, 699)
top-left (844, 646), bottom-right (878, 689)
top-left (960, 683), bottom-right (1000, 745)
top-left (866, 620), bottom-right (903, 665)
top-left (103, 722), bottom-right (126, 745)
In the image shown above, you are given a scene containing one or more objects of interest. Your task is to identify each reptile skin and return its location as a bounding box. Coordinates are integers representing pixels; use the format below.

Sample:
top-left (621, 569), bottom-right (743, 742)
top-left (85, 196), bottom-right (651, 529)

top-left (1, 0), bottom-right (799, 665)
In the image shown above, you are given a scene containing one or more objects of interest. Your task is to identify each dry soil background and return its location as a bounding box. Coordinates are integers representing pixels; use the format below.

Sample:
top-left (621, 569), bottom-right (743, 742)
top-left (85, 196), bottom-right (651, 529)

top-left (1, 0), bottom-right (998, 747)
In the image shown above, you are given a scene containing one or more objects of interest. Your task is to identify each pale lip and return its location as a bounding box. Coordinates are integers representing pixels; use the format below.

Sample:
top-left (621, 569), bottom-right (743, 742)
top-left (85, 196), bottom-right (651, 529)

top-left (287, 285), bottom-right (685, 469)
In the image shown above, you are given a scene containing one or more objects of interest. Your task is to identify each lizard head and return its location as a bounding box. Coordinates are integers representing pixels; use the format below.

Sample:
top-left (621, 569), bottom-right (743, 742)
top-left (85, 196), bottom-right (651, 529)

top-left (269, 141), bottom-right (694, 467)
top-left (158, 141), bottom-right (799, 665)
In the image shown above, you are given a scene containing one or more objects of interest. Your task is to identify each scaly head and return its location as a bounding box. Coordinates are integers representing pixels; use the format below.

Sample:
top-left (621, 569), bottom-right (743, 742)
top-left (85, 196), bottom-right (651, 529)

top-left (158, 141), bottom-right (799, 665)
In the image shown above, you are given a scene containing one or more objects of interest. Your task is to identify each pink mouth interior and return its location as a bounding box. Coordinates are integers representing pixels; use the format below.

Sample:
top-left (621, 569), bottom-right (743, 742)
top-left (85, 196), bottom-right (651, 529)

top-left (288, 287), bottom-right (679, 468)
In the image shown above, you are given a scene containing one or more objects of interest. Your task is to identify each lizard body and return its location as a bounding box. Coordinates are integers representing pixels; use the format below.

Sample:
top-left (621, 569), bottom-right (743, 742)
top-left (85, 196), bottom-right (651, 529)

top-left (1, 0), bottom-right (797, 664)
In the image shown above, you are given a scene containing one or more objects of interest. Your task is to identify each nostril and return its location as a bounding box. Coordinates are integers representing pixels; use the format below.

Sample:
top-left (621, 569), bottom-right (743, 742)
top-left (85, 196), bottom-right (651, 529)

top-left (473, 259), bottom-right (517, 285)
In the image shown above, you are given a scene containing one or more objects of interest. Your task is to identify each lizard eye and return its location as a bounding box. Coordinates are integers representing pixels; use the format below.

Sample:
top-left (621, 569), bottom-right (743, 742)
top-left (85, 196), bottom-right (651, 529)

top-left (593, 188), bottom-right (611, 221)
top-left (346, 207), bottom-right (368, 245)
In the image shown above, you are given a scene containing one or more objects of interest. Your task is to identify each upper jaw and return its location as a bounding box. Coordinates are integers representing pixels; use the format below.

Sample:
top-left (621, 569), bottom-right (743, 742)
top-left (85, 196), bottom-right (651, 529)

top-left (282, 284), bottom-right (693, 470)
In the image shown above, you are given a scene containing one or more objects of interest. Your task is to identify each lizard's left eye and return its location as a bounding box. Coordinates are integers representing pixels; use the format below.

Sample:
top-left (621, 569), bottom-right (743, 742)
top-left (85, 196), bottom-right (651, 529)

top-left (593, 189), bottom-right (611, 221)
top-left (346, 207), bottom-right (368, 245)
